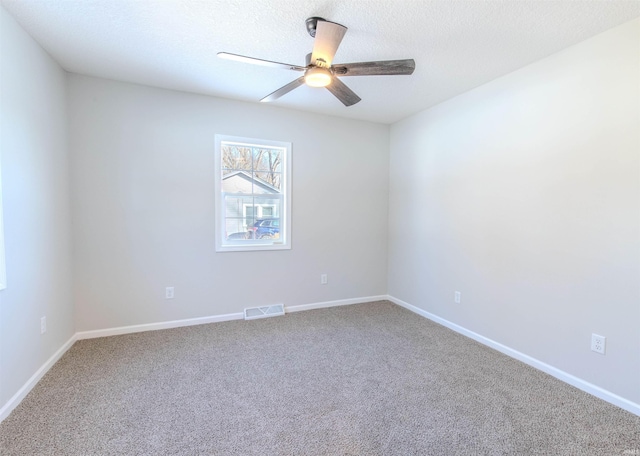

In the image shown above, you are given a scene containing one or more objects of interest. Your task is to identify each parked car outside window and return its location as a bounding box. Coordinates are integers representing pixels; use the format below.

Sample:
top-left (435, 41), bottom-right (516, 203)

top-left (248, 219), bottom-right (280, 239)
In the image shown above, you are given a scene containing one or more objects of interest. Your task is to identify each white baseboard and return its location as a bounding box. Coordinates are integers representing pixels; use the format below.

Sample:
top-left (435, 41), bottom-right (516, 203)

top-left (387, 295), bottom-right (640, 417)
top-left (74, 295), bottom-right (386, 340)
top-left (0, 334), bottom-right (77, 422)
top-left (75, 312), bottom-right (245, 340)
top-left (286, 295), bottom-right (388, 313)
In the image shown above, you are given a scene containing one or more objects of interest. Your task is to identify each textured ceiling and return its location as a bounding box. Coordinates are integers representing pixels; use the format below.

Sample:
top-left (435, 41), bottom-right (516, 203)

top-left (2, 0), bottom-right (639, 124)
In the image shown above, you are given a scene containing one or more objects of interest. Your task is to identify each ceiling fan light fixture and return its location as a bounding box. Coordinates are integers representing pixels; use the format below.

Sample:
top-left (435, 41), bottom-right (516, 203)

top-left (304, 66), bottom-right (332, 87)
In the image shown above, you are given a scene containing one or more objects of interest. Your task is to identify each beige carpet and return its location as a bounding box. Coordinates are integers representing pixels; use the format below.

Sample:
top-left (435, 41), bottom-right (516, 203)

top-left (1, 301), bottom-right (639, 455)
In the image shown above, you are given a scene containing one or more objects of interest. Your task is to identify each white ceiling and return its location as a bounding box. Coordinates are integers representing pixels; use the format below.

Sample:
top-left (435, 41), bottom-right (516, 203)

top-left (2, 1), bottom-right (639, 124)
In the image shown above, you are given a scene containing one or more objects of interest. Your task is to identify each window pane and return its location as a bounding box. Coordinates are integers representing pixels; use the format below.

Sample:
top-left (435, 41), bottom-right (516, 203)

top-left (253, 195), bottom-right (281, 218)
top-left (222, 170), bottom-right (256, 194)
top-left (224, 218), bottom-right (249, 241)
top-left (222, 145), bottom-right (253, 171)
top-left (224, 195), bottom-right (254, 221)
top-left (253, 148), bottom-right (282, 173)
top-left (254, 171), bottom-right (281, 192)
top-left (251, 219), bottom-right (280, 239)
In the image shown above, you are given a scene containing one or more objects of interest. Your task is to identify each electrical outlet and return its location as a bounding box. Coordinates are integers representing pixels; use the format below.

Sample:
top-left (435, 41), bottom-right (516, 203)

top-left (591, 334), bottom-right (606, 354)
top-left (320, 274), bottom-right (328, 285)
top-left (454, 291), bottom-right (461, 303)
top-left (40, 316), bottom-right (46, 334)
top-left (165, 287), bottom-right (175, 299)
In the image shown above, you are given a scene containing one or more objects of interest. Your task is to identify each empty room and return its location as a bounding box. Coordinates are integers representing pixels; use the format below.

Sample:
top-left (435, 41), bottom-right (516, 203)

top-left (1, 0), bottom-right (639, 454)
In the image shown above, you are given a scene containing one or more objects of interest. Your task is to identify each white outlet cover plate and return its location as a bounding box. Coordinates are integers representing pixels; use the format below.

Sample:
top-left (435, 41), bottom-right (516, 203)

top-left (591, 333), bottom-right (606, 354)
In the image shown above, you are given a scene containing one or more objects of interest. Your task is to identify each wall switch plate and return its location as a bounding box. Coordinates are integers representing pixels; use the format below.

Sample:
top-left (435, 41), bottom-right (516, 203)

top-left (40, 316), bottom-right (46, 334)
top-left (165, 287), bottom-right (175, 299)
top-left (454, 291), bottom-right (461, 303)
top-left (320, 274), bottom-right (328, 285)
top-left (591, 334), bottom-right (606, 354)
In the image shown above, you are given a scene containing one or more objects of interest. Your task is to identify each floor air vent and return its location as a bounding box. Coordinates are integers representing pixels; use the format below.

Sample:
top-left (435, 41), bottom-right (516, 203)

top-left (244, 304), bottom-right (285, 320)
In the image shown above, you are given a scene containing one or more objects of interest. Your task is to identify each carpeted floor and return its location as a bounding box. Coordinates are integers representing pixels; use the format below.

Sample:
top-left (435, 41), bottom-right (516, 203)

top-left (1, 301), bottom-right (639, 455)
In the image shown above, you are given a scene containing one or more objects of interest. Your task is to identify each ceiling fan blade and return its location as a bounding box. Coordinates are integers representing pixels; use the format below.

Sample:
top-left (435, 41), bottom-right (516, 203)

top-left (218, 52), bottom-right (306, 71)
top-left (326, 77), bottom-right (361, 107)
top-left (261, 77), bottom-right (306, 102)
top-left (332, 59), bottom-right (416, 76)
top-left (310, 20), bottom-right (347, 67)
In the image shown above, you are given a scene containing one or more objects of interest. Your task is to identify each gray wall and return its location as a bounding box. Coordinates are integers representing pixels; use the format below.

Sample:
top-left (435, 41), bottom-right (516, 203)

top-left (68, 75), bottom-right (390, 331)
top-left (0, 7), bottom-right (74, 407)
top-left (388, 18), bottom-right (640, 404)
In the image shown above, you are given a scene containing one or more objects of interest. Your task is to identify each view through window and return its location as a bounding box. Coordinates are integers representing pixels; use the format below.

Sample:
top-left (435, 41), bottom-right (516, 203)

top-left (215, 135), bottom-right (291, 252)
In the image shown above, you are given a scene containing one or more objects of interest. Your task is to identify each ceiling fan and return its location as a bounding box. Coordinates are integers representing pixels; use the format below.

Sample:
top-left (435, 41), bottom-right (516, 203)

top-left (218, 17), bottom-right (415, 107)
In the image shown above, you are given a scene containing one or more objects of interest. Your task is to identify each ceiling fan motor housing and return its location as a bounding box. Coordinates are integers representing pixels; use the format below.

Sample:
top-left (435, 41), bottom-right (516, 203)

top-left (305, 17), bottom-right (325, 38)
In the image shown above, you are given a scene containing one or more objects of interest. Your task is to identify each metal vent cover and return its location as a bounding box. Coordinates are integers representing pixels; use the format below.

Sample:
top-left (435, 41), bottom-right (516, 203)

top-left (244, 304), bottom-right (285, 320)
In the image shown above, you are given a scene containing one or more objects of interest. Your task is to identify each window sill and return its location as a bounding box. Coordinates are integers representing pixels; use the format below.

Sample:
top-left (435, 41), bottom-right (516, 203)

top-left (215, 242), bottom-right (291, 253)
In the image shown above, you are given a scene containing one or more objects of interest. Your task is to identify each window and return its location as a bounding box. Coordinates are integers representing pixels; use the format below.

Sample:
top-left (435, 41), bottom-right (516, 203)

top-left (215, 135), bottom-right (291, 252)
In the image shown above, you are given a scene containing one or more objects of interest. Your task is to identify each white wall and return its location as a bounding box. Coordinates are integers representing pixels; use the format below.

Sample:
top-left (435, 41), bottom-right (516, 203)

top-left (68, 75), bottom-right (389, 331)
top-left (0, 6), bottom-right (74, 408)
top-left (389, 18), bottom-right (640, 405)
top-left (2, 2), bottom-right (636, 417)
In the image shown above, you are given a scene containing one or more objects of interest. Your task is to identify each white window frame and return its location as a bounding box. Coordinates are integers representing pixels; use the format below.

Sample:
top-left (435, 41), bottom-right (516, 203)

top-left (215, 135), bottom-right (292, 252)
